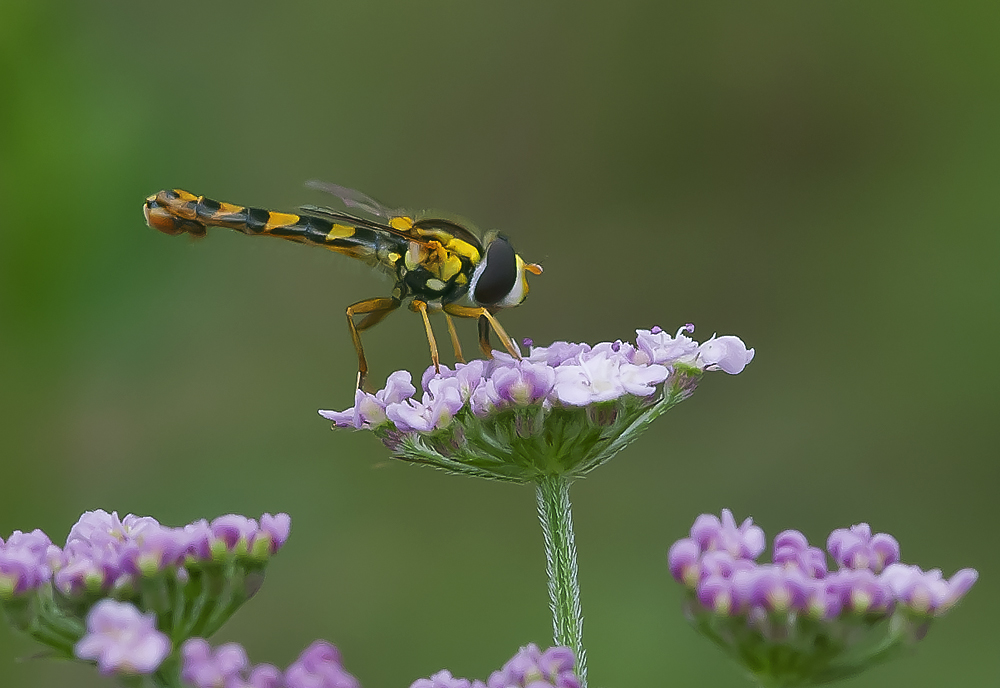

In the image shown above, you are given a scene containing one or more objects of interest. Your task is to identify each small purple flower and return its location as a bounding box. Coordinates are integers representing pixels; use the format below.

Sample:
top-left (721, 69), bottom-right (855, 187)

top-left (732, 565), bottom-right (809, 613)
top-left (803, 576), bottom-right (842, 619)
top-left (130, 527), bottom-right (190, 575)
top-left (667, 538), bottom-right (701, 587)
top-left (696, 575), bottom-right (735, 615)
top-left (881, 563), bottom-right (979, 615)
top-left (386, 390), bottom-right (462, 433)
top-left (634, 325), bottom-right (699, 365)
top-left (0, 530), bottom-right (57, 597)
top-left (489, 360), bottom-right (555, 406)
top-left (700, 550), bottom-right (755, 580)
top-left (523, 341), bottom-right (592, 367)
top-left (320, 389), bottom-right (387, 429)
top-left (181, 638), bottom-right (250, 688)
top-left (381, 369), bottom-right (419, 404)
top-left (246, 664), bottom-right (284, 688)
top-left (255, 512), bottom-right (292, 556)
top-left (66, 510), bottom-right (160, 550)
top-left (3, 529), bottom-right (57, 558)
top-left (486, 644), bottom-right (579, 688)
top-left (410, 670), bottom-right (485, 688)
top-left (210, 514), bottom-right (259, 555)
top-left (690, 509), bottom-right (765, 560)
top-left (825, 568), bottom-right (891, 613)
top-left (182, 519), bottom-right (214, 560)
top-left (320, 370), bottom-right (418, 428)
top-left (416, 361), bottom-right (489, 408)
top-left (773, 529), bottom-right (827, 578)
top-left (469, 382), bottom-right (498, 418)
top-left (54, 548), bottom-right (120, 597)
top-left (589, 339), bottom-right (637, 362)
top-left (552, 352), bottom-right (626, 405)
top-left (616, 361), bottom-right (669, 396)
top-left (827, 523), bottom-right (900, 573)
top-left (75, 600), bottom-right (170, 676)
top-left (696, 335), bottom-right (755, 374)
top-left (181, 638), bottom-right (361, 688)
top-left (284, 640), bottom-right (361, 688)
top-left (0, 549), bottom-right (50, 597)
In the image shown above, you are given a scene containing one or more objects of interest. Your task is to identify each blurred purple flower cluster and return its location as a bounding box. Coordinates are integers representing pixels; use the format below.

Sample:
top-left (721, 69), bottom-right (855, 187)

top-left (411, 644), bottom-right (577, 688)
top-left (182, 637), bottom-right (359, 688)
top-left (1, 509), bottom-right (290, 602)
top-left (0, 509), bottom-right (291, 671)
top-left (171, 636), bottom-right (576, 688)
top-left (320, 327), bottom-right (753, 482)
top-left (668, 509), bottom-right (978, 685)
top-left (669, 510), bottom-right (977, 618)
top-left (322, 326), bottom-right (753, 433)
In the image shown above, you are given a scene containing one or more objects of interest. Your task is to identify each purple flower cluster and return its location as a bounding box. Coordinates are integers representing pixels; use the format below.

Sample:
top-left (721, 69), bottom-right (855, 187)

top-left (48, 510), bottom-right (291, 599)
top-left (320, 327), bottom-right (753, 481)
top-left (178, 639), bottom-right (575, 688)
top-left (77, 622), bottom-right (361, 687)
top-left (0, 528), bottom-right (61, 598)
top-left (0, 510), bottom-right (291, 668)
top-left (670, 510), bottom-right (976, 618)
top-left (181, 637), bottom-right (358, 688)
top-left (410, 644), bottom-right (578, 688)
top-left (74, 599), bottom-right (170, 675)
top-left (322, 327), bottom-right (753, 433)
top-left (668, 510), bottom-right (978, 685)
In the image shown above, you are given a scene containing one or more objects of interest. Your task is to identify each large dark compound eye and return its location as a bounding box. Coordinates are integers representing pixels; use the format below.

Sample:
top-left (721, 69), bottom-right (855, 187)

top-left (473, 235), bottom-right (517, 305)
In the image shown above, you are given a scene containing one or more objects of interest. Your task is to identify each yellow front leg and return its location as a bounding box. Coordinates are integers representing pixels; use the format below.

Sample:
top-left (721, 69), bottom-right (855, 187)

top-left (442, 304), bottom-right (521, 361)
top-left (444, 313), bottom-right (466, 364)
top-left (411, 300), bottom-right (441, 374)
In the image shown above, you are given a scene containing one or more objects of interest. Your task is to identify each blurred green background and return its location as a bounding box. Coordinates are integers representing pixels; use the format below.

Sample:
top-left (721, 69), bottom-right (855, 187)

top-left (2, 2), bottom-right (998, 686)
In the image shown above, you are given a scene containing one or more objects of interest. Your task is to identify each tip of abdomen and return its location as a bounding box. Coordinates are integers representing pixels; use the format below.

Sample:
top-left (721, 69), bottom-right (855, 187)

top-left (143, 194), bottom-right (206, 237)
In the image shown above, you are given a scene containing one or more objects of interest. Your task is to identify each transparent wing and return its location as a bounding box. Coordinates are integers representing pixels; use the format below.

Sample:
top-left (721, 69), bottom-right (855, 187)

top-left (304, 180), bottom-right (484, 251)
top-left (305, 180), bottom-right (405, 219)
top-left (299, 203), bottom-right (438, 248)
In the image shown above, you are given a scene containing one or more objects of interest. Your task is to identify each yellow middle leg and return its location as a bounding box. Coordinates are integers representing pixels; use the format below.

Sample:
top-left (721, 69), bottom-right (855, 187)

top-left (411, 300), bottom-right (441, 374)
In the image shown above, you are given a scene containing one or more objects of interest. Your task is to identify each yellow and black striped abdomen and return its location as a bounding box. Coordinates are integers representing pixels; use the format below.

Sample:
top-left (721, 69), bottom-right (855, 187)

top-left (143, 189), bottom-right (406, 268)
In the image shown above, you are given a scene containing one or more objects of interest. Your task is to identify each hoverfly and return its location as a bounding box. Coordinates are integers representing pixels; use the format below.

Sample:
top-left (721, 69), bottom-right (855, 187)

top-left (143, 182), bottom-right (542, 388)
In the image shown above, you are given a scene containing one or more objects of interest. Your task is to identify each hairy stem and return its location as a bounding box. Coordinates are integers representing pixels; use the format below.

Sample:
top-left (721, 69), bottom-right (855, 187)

top-left (535, 474), bottom-right (587, 687)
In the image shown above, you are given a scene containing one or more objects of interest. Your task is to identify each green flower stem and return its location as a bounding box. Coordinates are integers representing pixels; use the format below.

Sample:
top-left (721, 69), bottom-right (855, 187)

top-left (535, 474), bottom-right (588, 687)
top-left (152, 653), bottom-right (183, 688)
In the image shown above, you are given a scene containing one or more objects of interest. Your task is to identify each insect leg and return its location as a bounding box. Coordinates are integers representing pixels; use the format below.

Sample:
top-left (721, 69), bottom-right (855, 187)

top-left (442, 304), bottom-right (521, 361)
top-left (347, 297), bottom-right (401, 389)
top-left (410, 300), bottom-right (441, 374)
top-left (444, 314), bottom-right (466, 364)
top-left (477, 315), bottom-right (492, 359)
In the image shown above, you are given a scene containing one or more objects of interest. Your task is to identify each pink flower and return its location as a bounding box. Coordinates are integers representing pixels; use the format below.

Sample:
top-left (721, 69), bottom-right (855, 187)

top-left (75, 600), bottom-right (170, 675)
